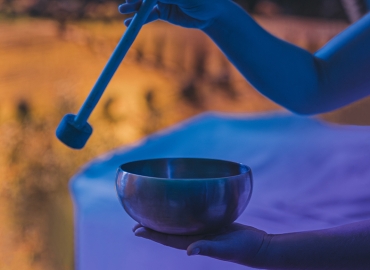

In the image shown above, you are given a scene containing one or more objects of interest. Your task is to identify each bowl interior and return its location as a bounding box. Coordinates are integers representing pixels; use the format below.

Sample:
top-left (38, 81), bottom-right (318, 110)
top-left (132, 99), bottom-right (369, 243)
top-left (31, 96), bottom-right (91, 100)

top-left (119, 158), bottom-right (250, 179)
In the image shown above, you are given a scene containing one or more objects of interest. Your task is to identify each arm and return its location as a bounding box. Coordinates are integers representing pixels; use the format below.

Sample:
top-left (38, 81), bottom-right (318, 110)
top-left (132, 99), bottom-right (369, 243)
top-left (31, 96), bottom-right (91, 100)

top-left (202, 1), bottom-right (370, 114)
top-left (133, 220), bottom-right (370, 269)
top-left (120, 0), bottom-right (370, 114)
top-left (259, 219), bottom-right (370, 269)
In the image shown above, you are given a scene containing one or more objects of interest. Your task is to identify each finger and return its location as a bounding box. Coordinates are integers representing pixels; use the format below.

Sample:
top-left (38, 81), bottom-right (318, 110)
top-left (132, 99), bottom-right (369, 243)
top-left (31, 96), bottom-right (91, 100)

top-left (124, 18), bottom-right (132, 27)
top-left (126, 0), bottom-right (140, 3)
top-left (119, 1), bottom-right (142, 14)
top-left (187, 240), bottom-right (235, 262)
top-left (124, 6), bottom-right (160, 26)
top-left (132, 223), bottom-right (143, 232)
top-left (134, 227), bottom-right (204, 250)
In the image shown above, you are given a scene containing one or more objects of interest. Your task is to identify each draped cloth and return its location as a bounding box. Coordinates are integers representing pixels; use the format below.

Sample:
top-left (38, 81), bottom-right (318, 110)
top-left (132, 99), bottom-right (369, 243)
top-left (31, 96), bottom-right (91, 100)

top-left (70, 112), bottom-right (370, 269)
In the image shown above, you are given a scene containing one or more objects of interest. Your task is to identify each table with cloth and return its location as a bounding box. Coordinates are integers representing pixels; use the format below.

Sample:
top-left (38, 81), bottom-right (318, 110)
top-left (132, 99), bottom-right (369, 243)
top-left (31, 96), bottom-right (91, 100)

top-left (70, 112), bottom-right (370, 270)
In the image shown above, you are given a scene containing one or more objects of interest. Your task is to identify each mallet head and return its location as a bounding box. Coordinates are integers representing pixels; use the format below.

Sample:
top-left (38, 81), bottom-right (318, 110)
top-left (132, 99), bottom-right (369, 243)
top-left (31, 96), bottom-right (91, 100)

top-left (56, 114), bottom-right (93, 149)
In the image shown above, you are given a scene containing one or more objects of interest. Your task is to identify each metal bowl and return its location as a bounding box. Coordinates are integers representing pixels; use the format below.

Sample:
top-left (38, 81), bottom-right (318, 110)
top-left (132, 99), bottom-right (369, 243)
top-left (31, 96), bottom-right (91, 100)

top-left (116, 158), bottom-right (253, 235)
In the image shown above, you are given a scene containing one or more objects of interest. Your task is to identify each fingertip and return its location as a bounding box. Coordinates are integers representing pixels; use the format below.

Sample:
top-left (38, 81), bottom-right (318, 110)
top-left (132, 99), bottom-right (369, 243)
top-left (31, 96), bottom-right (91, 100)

top-left (119, 1), bottom-right (141, 14)
top-left (132, 223), bottom-right (143, 232)
top-left (187, 247), bottom-right (200, 256)
top-left (124, 18), bottom-right (132, 26)
top-left (187, 241), bottom-right (204, 256)
top-left (134, 227), bottom-right (148, 237)
top-left (118, 4), bottom-right (131, 13)
top-left (187, 240), bottom-right (211, 256)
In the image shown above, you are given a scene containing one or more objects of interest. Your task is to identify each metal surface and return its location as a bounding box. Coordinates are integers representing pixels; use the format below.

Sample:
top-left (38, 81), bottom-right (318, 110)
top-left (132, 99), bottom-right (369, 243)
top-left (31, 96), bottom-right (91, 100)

top-left (116, 158), bottom-right (253, 235)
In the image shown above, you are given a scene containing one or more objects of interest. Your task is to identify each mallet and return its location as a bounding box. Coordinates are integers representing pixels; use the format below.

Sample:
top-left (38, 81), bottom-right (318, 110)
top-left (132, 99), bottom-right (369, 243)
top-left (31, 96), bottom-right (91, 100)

top-left (56, 0), bottom-right (157, 149)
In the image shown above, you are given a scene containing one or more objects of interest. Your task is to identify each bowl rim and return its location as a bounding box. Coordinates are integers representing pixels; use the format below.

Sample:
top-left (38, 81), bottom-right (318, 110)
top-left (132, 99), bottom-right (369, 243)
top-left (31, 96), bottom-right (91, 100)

top-left (117, 157), bottom-right (252, 181)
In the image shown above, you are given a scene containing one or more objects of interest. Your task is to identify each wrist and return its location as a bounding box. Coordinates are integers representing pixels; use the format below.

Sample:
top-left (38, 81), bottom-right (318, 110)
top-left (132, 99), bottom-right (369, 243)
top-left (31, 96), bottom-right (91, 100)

top-left (250, 233), bottom-right (275, 269)
top-left (200, 0), bottom-right (235, 31)
top-left (201, 0), bottom-right (254, 42)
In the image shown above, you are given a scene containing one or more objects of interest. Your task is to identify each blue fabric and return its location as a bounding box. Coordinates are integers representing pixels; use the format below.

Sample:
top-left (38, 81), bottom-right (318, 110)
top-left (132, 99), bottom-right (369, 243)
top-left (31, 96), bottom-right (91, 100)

top-left (70, 112), bottom-right (370, 269)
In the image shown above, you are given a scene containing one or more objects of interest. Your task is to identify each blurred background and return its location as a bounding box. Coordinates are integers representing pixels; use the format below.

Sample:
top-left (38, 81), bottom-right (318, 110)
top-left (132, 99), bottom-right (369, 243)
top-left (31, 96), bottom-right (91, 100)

top-left (1, 0), bottom-right (370, 269)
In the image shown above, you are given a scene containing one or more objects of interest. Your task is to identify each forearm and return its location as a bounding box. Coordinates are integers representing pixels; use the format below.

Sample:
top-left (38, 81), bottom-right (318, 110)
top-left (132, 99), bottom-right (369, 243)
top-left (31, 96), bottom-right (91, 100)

top-left (202, 1), bottom-right (324, 114)
top-left (257, 220), bottom-right (370, 269)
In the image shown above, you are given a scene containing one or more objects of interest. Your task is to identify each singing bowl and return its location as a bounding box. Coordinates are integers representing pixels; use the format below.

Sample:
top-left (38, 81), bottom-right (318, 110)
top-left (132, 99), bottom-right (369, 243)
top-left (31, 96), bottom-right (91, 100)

top-left (116, 158), bottom-right (253, 235)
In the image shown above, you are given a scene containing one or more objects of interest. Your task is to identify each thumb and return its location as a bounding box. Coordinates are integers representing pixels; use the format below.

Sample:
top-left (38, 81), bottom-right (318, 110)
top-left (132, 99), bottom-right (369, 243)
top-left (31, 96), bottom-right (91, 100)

top-left (187, 240), bottom-right (228, 260)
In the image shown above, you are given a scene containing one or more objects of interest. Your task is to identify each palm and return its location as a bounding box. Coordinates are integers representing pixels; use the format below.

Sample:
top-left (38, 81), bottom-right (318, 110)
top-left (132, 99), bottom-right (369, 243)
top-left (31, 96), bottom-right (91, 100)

top-left (133, 223), bottom-right (267, 266)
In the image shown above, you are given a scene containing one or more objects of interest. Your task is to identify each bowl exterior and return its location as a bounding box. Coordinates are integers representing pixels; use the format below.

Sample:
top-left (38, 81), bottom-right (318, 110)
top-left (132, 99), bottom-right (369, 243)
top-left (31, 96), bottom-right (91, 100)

top-left (116, 165), bottom-right (252, 235)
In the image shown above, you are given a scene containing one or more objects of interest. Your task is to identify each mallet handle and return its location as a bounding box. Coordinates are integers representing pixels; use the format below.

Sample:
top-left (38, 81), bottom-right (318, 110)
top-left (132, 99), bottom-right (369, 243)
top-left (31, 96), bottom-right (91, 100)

top-left (74, 0), bottom-right (157, 127)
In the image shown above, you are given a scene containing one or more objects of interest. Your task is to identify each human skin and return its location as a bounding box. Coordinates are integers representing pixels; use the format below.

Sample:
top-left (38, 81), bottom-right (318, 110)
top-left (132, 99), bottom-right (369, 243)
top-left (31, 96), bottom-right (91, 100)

top-left (120, 0), bottom-right (370, 114)
top-left (133, 220), bottom-right (370, 269)
top-left (120, 0), bottom-right (370, 268)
